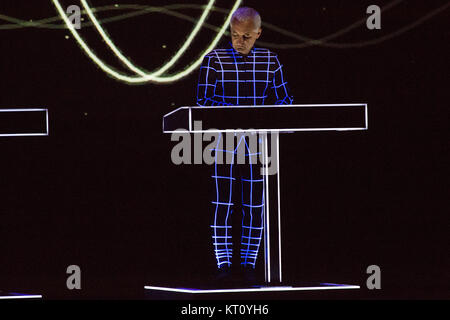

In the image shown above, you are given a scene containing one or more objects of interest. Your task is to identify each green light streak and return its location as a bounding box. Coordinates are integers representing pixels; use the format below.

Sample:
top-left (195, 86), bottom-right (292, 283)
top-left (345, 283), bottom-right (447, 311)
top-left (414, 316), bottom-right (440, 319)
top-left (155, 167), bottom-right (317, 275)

top-left (50, 0), bottom-right (242, 83)
top-left (80, 0), bottom-right (214, 77)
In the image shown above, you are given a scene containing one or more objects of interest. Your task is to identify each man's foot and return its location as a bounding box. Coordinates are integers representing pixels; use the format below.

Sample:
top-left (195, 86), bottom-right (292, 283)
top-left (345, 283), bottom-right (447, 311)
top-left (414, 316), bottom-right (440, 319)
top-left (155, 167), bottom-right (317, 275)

top-left (213, 265), bottom-right (233, 286)
top-left (237, 264), bottom-right (259, 287)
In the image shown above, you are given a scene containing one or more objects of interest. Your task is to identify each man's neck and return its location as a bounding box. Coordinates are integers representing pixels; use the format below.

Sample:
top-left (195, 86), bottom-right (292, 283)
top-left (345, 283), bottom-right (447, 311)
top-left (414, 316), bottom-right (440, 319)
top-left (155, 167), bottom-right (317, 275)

top-left (229, 43), bottom-right (254, 56)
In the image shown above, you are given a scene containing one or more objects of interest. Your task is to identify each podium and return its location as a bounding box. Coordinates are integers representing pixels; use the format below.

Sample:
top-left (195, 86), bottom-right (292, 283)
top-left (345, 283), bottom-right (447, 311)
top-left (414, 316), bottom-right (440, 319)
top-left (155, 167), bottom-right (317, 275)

top-left (145, 104), bottom-right (367, 294)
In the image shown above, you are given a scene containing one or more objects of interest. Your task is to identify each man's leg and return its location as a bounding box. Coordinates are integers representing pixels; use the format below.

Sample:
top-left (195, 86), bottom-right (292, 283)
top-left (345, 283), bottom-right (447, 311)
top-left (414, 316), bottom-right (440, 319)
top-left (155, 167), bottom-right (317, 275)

top-left (239, 135), bottom-right (265, 269)
top-left (210, 134), bottom-right (235, 269)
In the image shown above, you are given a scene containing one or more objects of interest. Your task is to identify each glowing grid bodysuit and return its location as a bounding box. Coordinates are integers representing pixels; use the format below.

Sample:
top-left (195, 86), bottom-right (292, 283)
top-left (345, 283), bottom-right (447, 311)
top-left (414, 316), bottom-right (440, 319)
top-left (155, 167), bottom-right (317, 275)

top-left (196, 45), bottom-right (293, 269)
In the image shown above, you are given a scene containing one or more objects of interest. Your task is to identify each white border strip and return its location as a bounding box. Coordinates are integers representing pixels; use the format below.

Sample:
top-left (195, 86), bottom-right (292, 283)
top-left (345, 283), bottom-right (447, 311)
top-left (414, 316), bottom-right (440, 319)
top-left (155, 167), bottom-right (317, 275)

top-left (163, 104), bottom-right (368, 133)
top-left (0, 108), bottom-right (49, 137)
top-left (365, 103), bottom-right (369, 129)
top-left (0, 108), bottom-right (47, 112)
top-left (0, 294), bottom-right (43, 300)
top-left (165, 103), bottom-right (366, 112)
top-left (276, 133), bottom-right (282, 283)
top-left (144, 285), bottom-right (360, 294)
top-left (187, 103), bottom-right (367, 109)
top-left (164, 103), bottom-right (367, 114)
top-left (189, 108), bottom-right (192, 132)
top-left (263, 133), bottom-right (271, 283)
top-left (164, 127), bottom-right (367, 133)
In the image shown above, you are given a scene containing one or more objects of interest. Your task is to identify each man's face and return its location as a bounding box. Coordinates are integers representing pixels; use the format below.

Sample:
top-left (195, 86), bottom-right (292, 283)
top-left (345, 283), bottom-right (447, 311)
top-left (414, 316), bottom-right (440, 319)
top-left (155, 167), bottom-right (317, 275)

top-left (230, 19), bottom-right (261, 55)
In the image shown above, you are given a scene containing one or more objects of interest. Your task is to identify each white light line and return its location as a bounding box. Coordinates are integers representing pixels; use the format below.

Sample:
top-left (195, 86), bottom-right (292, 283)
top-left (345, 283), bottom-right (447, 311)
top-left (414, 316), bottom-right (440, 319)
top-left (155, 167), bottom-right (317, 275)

top-left (0, 295), bottom-right (43, 299)
top-left (0, 133), bottom-right (48, 137)
top-left (164, 104), bottom-right (367, 113)
top-left (163, 104), bottom-right (368, 133)
top-left (144, 285), bottom-right (360, 294)
top-left (263, 133), bottom-right (271, 283)
top-left (45, 108), bottom-right (49, 135)
top-left (0, 108), bottom-right (49, 137)
top-left (263, 134), bottom-right (267, 283)
top-left (276, 132), bottom-right (282, 283)
top-left (164, 128), bottom-right (368, 134)
top-left (163, 106), bottom-right (187, 118)
top-left (188, 103), bottom-right (368, 109)
top-left (365, 104), bottom-right (369, 130)
top-left (0, 108), bottom-right (47, 112)
top-left (189, 108), bottom-right (192, 132)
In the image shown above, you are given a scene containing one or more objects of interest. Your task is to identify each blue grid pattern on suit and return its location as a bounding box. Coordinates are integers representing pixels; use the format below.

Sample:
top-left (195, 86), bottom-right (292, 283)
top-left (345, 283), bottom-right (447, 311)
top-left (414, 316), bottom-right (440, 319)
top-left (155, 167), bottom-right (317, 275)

top-left (197, 46), bottom-right (294, 106)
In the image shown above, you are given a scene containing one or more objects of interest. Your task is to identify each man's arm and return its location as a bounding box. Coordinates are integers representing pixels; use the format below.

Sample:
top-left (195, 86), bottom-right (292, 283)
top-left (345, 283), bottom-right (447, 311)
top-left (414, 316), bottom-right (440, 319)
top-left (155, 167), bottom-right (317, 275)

top-left (271, 55), bottom-right (294, 105)
top-left (196, 55), bottom-right (233, 106)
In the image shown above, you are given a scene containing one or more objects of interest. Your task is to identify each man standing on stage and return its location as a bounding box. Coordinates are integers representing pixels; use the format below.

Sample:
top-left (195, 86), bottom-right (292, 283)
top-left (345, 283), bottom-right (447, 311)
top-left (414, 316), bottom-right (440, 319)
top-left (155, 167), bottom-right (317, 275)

top-left (196, 7), bottom-right (294, 284)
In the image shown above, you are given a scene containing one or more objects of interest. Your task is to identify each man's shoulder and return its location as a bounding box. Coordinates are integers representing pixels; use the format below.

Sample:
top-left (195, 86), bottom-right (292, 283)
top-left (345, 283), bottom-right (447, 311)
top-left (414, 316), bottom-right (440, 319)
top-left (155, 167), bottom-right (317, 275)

top-left (204, 47), bottom-right (278, 58)
top-left (203, 48), bottom-right (234, 58)
top-left (252, 47), bottom-right (278, 56)
top-left (204, 48), bottom-right (237, 61)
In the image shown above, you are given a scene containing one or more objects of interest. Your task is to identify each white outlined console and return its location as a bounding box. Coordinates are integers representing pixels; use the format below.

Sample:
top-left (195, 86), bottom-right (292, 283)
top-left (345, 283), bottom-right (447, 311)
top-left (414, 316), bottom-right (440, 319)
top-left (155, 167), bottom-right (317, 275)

top-left (149, 103), bottom-right (368, 294)
top-left (0, 108), bottom-right (49, 137)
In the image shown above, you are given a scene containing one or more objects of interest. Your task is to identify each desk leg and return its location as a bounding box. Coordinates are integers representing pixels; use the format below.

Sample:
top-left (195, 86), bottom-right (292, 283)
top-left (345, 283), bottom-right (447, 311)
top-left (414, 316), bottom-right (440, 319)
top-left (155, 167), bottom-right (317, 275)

top-left (262, 132), bottom-right (282, 284)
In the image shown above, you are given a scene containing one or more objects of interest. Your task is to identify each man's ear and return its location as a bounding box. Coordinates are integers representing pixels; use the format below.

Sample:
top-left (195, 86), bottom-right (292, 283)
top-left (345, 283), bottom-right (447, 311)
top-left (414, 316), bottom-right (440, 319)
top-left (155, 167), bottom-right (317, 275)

top-left (256, 28), bottom-right (262, 39)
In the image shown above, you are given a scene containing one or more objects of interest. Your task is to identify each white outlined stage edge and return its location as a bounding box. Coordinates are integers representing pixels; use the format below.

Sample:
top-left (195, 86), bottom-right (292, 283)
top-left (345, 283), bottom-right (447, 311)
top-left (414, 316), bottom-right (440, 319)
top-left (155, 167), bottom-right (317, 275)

top-left (0, 108), bottom-right (49, 137)
top-left (152, 103), bottom-right (368, 294)
top-left (145, 284), bottom-right (360, 294)
top-left (0, 293), bottom-right (43, 299)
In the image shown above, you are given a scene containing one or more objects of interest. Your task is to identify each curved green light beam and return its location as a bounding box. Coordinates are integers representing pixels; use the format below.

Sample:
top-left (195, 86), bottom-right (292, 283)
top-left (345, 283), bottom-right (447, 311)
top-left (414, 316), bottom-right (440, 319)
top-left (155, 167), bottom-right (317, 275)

top-left (0, 4), bottom-right (213, 30)
top-left (80, 0), bottom-right (214, 77)
top-left (255, 0), bottom-right (449, 49)
top-left (3, 1), bottom-right (446, 84)
top-left (50, 0), bottom-right (242, 83)
top-left (6, 1), bottom-right (446, 50)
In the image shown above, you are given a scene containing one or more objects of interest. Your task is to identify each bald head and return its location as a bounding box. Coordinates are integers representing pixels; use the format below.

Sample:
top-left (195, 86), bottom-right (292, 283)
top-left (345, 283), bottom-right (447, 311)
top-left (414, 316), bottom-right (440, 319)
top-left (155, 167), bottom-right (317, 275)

top-left (230, 7), bottom-right (261, 31)
top-left (230, 7), bottom-right (262, 55)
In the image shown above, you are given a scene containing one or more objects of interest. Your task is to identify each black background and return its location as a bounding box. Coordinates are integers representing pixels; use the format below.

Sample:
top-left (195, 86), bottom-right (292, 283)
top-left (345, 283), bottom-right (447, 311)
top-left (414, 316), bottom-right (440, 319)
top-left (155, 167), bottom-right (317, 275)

top-left (0, 0), bottom-right (448, 299)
